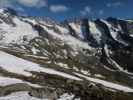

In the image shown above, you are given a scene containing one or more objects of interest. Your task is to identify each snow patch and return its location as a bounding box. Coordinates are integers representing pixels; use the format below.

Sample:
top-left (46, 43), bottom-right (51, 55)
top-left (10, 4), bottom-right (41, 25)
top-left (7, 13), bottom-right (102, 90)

top-left (0, 76), bottom-right (41, 88)
top-left (41, 24), bottom-right (93, 51)
top-left (89, 21), bottom-right (102, 44)
top-left (58, 93), bottom-right (80, 100)
top-left (0, 91), bottom-right (46, 100)
top-left (0, 17), bottom-right (39, 44)
top-left (0, 51), bottom-right (81, 80)
top-left (101, 20), bottom-right (128, 46)
top-left (31, 47), bottom-right (39, 55)
top-left (104, 45), bottom-right (133, 75)
top-left (75, 73), bottom-right (133, 92)
top-left (56, 25), bottom-right (69, 34)
top-left (130, 34), bottom-right (133, 37)
top-left (69, 23), bottom-right (84, 39)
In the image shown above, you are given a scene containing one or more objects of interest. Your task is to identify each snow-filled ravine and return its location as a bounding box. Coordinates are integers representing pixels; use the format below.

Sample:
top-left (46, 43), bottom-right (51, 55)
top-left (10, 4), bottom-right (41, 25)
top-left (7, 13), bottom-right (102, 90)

top-left (0, 50), bottom-right (133, 93)
top-left (0, 51), bottom-right (81, 81)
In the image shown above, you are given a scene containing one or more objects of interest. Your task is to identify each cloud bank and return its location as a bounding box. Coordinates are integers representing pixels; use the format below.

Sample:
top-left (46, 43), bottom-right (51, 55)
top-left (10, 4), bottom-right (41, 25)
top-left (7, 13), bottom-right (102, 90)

top-left (49, 5), bottom-right (69, 13)
top-left (80, 6), bottom-right (92, 16)
top-left (0, 0), bottom-right (47, 8)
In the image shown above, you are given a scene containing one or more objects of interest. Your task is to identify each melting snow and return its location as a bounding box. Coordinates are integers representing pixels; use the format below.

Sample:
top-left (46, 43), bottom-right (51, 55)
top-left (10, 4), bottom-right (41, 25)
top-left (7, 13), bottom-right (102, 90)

top-left (89, 21), bottom-right (102, 44)
top-left (0, 91), bottom-right (46, 100)
top-left (0, 51), bottom-right (81, 80)
top-left (23, 18), bottom-right (37, 25)
top-left (58, 93), bottom-right (80, 100)
top-left (0, 17), bottom-right (38, 44)
top-left (31, 47), bottom-right (39, 55)
top-left (130, 34), bottom-right (133, 37)
top-left (104, 45), bottom-right (133, 75)
top-left (69, 23), bottom-right (84, 39)
top-left (101, 20), bottom-right (128, 46)
top-left (56, 25), bottom-right (69, 34)
top-left (75, 73), bottom-right (133, 92)
top-left (0, 76), bottom-right (41, 88)
top-left (41, 24), bottom-right (93, 51)
top-left (0, 91), bottom-right (79, 100)
top-left (94, 74), bottom-right (105, 78)
top-left (0, 9), bottom-right (4, 13)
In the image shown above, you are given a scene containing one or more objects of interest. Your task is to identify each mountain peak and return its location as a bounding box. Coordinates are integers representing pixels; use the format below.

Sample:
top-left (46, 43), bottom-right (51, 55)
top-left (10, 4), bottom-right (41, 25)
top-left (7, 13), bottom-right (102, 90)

top-left (0, 7), bottom-right (133, 100)
top-left (0, 7), bottom-right (17, 16)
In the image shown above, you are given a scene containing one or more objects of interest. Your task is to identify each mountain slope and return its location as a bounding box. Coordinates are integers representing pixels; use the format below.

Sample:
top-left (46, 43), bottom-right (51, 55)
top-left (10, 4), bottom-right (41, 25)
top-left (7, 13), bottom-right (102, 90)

top-left (0, 8), bottom-right (133, 100)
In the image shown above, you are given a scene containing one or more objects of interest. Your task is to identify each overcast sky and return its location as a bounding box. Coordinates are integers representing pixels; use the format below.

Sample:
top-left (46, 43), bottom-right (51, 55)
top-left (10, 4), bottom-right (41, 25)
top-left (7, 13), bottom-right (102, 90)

top-left (0, 0), bottom-right (132, 21)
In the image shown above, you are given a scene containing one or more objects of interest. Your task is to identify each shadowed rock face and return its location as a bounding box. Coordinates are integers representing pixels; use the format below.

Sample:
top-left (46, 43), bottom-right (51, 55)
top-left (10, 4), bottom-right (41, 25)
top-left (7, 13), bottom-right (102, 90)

top-left (0, 8), bottom-right (133, 100)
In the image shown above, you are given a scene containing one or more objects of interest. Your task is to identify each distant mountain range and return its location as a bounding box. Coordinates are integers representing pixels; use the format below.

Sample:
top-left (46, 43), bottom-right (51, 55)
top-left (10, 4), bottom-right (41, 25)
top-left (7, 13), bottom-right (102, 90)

top-left (0, 8), bottom-right (133, 100)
